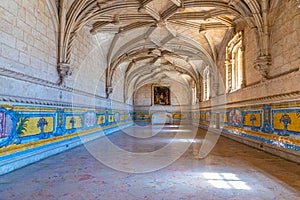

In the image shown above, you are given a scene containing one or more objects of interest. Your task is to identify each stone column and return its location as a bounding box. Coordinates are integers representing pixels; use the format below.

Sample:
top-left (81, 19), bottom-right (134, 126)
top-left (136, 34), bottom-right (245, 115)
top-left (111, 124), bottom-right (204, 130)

top-left (212, 82), bottom-right (219, 97)
top-left (225, 59), bottom-right (232, 93)
top-left (197, 75), bottom-right (203, 102)
top-left (240, 46), bottom-right (246, 88)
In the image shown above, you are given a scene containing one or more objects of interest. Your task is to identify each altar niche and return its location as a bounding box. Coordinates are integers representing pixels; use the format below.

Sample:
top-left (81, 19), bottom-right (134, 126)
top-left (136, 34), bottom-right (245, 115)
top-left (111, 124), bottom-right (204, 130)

top-left (153, 86), bottom-right (170, 105)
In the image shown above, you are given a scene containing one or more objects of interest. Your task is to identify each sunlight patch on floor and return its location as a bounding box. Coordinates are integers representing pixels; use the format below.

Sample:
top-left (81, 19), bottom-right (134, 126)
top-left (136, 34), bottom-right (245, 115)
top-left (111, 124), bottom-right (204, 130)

top-left (158, 129), bottom-right (192, 133)
top-left (203, 172), bottom-right (251, 190)
top-left (173, 139), bottom-right (197, 143)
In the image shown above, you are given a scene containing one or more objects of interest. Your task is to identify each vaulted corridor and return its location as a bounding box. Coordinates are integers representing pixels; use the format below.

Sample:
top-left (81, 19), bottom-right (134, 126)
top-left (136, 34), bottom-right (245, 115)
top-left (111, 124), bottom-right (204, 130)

top-left (1, 0), bottom-right (300, 199)
top-left (0, 126), bottom-right (299, 199)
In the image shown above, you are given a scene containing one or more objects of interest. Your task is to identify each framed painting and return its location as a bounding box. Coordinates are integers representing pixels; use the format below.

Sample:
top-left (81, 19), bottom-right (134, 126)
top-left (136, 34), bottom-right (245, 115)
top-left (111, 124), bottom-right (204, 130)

top-left (153, 86), bottom-right (170, 105)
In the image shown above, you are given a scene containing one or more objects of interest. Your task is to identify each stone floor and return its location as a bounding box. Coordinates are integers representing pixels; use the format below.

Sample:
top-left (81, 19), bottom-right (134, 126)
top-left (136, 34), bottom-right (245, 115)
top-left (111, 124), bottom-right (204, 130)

top-left (0, 125), bottom-right (299, 200)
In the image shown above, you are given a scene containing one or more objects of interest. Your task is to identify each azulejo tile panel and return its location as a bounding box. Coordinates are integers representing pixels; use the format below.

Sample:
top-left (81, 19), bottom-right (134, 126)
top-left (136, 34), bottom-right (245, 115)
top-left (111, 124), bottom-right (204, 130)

top-left (0, 104), bottom-right (133, 154)
top-left (193, 100), bottom-right (300, 152)
top-left (272, 110), bottom-right (300, 134)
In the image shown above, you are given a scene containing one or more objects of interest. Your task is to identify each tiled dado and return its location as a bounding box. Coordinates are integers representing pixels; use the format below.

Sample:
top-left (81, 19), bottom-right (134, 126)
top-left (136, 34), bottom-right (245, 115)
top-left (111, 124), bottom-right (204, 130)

top-left (192, 100), bottom-right (300, 154)
top-left (0, 104), bottom-right (133, 175)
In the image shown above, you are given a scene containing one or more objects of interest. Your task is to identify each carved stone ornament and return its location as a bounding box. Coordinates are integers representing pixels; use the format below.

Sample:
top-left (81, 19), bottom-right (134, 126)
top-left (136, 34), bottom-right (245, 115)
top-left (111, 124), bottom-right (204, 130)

top-left (106, 87), bottom-right (113, 98)
top-left (57, 63), bottom-right (73, 85)
top-left (58, 63), bottom-right (73, 77)
top-left (254, 55), bottom-right (271, 81)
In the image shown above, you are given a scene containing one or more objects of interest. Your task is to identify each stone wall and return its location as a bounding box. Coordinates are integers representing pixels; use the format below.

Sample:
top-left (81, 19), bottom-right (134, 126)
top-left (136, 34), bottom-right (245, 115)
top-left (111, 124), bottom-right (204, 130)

top-left (134, 84), bottom-right (152, 106)
top-left (133, 82), bottom-right (193, 125)
top-left (199, 1), bottom-right (300, 161)
top-left (133, 82), bottom-right (191, 110)
top-left (214, 1), bottom-right (300, 105)
top-left (0, 0), bottom-right (132, 175)
top-left (0, 0), bottom-right (57, 82)
top-left (0, 0), bottom-right (127, 107)
top-left (269, 1), bottom-right (300, 77)
top-left (68, 27), bottom-right (107, 101)
top-left (111, 67), bottom-right (125, 103)
top-left (243, 26), bottom-right (260, 86)
top-left (0, 0), bottom-right (63, 104)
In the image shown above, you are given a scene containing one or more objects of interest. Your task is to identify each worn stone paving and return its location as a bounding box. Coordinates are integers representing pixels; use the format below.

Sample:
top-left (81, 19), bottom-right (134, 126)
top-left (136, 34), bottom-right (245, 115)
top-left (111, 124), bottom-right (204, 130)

top-left (0, 125), bottom-right (299, 200)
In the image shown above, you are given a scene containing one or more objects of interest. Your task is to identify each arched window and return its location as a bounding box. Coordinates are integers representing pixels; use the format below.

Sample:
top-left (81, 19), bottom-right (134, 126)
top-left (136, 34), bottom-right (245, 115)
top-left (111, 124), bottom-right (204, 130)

top-left (226, 31), bottom-right (244, 93)
top-left (203, 67), bottom-right (210, 101)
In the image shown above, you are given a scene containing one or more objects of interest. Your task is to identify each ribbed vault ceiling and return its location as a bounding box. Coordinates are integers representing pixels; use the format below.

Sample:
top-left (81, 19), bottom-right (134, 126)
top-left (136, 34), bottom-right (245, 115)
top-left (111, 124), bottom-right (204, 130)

top-left (58, 0), bottom-right (268, 101)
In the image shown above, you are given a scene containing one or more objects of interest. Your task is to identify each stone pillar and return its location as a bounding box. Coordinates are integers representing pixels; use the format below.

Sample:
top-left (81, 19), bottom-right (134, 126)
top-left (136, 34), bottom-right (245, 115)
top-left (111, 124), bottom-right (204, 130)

top-left (197, 76), bottom-right (203, 102)
top-left (212, 82), bottom-right (219, 97)
top-left (240, 46), bottom-right (246, 88)
top-left (225, 59), bottom-right (232, 93)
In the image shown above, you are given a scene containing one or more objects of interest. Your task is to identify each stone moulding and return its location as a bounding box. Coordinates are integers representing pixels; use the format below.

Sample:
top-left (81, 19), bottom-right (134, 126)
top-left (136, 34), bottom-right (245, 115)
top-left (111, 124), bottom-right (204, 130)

top-left (198, 91), bottom-right (300, 110)
top-left (0, 66), bottom-right (101, 99)
top-left (0, 67), bottom-right (60, 90)
top-left (0, 94), bottom-right (73, 107)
